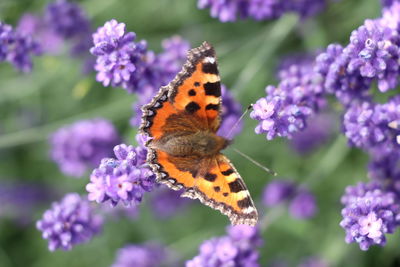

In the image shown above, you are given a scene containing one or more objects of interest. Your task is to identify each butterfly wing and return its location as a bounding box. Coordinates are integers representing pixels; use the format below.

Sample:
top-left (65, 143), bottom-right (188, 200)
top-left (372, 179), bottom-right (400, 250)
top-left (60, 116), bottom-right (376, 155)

top-left (185, 154), bottom-right (258, 226)
top-left (140, 41), bottom-right (222, 141)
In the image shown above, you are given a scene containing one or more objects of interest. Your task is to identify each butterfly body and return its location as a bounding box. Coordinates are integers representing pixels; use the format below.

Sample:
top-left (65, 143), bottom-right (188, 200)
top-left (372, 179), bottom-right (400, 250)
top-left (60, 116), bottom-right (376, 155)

top-left (141, 42), bottom-right (258, 226)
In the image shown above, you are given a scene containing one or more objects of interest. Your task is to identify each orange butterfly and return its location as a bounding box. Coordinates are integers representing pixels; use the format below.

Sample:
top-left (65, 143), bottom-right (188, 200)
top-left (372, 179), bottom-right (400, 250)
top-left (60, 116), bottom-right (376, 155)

top-left (140, 42), bottom-right (257, 226)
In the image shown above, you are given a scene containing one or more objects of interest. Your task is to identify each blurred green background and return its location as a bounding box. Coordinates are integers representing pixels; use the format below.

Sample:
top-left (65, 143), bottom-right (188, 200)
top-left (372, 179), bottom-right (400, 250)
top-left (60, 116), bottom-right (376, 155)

top-left (1, 0), bottom-right (399, 266)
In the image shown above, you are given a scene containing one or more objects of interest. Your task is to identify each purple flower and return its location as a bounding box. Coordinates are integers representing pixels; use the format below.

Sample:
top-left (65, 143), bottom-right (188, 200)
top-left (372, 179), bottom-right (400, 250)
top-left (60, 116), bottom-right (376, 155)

top-left (344, 19), bottom-right (400, 92)
top-left (17, 14), bottom-right (62, 54)
top-left (111, 243), bottom-right (167, 267)
top-left (45, 0), bottom-right (90, 40)
top-left (251, 54), bottom-right (324, 140)
top-left (289, 189), bottom-right (317, 219)
top-left (36, 193), bottom-right (103, 251)
top-left (217, 85), bottom-right (243, 138)
top-left (340, 182), bottom-right (400, 250)
top-left (342, 97), bottom-right (400, 152)
top-left (0, 182), bottom-right (54, 225)
top-left (186, 225), bottom-right (262, 267)
top-left (86, 143), bottom-right (156, 207)
top-left (197, 0), bottom-right (331, 22)
top-left (150, 186), bottom-right (192, 218)
top-left (0, 21), bottom-right (41, 72)
top-left (262, 180), bottom-right (295, 206)
top-left (50, 119), bottom-right (120, 177)
top-left (290, 112), bottom-right (335, 154)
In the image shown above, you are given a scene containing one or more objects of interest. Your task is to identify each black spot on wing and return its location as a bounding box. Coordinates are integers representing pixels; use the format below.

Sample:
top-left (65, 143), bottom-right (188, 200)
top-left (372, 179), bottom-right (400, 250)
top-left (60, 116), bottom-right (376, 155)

top-left (237, 196), bottom-right (252, 209)
top-left (223, 192), bottom-right (229, 197)
top-left (228, 179), bottom-right (245, 193)
top-left (202, 62), bottom-right (219, 75)
top-left (188, 89), bottom-right (196, 96)
top-left (221, 169), bottom-right (234, 176)
top-left (204, 82), bottom-right (221, 97)
top-left (213, 186), bottom-right (220, 192)
top-left (204, 173), bottom-right (217, 182)
top-left (205, 104), bottom-right (219, 110)
top-left (194, 82), bottom-right (200, 87)
top-left (185, 101), bottom-right (201, 114)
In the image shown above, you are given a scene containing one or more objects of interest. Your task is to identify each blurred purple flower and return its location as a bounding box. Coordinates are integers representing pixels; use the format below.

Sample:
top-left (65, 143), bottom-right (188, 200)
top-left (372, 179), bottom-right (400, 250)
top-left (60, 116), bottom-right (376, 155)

top-left (50, 118), bottom-right (120, 177)
top-left (251, 54), bottom-right (324, 140)
top-left (197, 0), bottom-right (331, 22)
top-left (186, 225), bottom-right (262, 267)
top-left (17, 13), bottom-right (62, 54)
top-left (0, 182), bottom-right (54, 225)
top-left (86, 143), bottom-right (156, 207)
top-left (262, 180), bottom-right (295, 206)
top-left (289, 189), bottom-right (317, 219)
top-left (290, 113), bottom-right (335, 154)
top-left (340, 182), bottom-right (400, 250)
top-left (111, 243), bottom-right (167, 267)
top-left (36, 193), bottom-right (103, 251)
top-left (45, 0), bottom-right (90, 41)
top-left (0, 21), bottom-right (41, 72)
top-left (100, 202), bottom-right (139, 220)
top-left (344, 19), bottom-right (400, 92)
top-left (150, 186), bottom-right (192, 218)
top-left (218, 85), bottom-right (243, 138)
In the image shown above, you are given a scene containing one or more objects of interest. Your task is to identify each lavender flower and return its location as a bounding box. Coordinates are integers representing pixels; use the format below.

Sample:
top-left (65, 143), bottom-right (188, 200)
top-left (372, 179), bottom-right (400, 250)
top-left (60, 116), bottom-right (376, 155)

top-left (45, 0), bottom-right (90, 40)
top-left (0, 182), bottom-right (54, 225)
top-left (50, 118), bottom-right (120, 177)
top-left (217, 85), bottom-right (243, 138)
top-left (111, 243), bottom-right (167, 267)
top-left (86, 143), bottom-right (156, 207)
top-left (344, 19), bottom-right (400, 92)
top-left (262, 180), bottom-right (295, 206)
top-left (0, 21), bottom-right (41, 72)
top-left (289, 189), bottom-right (317, 219)
top-left (198, 0), bottom-right (332, 22)
top-left (91, 19), bottom-right (153, 92)
top-left (36, 193), bottom-right (103, 251)
top-left (186, 225), bottom-right (262, 267)
top-left (251, 55), bottom-right (324, 140)
top-left (315, 44), bottom-right (371, 106)
top-left (17, 14), bottom-right (62, 54)
top-left (343, 96), bottom-right (400, 152)
top-left (340, 182), bottom-right (400, 250)
top-left (290, 113), bottom-right (335, 154)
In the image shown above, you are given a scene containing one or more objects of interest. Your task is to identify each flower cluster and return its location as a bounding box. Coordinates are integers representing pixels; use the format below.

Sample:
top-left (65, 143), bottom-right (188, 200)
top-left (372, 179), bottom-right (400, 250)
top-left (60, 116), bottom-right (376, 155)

top-left (263, 179), bottom-right (317, 219)
top-left (50, 118), bottom-right (120, 177)
top-left (86, 141), bottom-right (156, 207)
top-left (197, 0), bottom-right (333, 22)
top-left (251, 55), bottom-right (324, 140)
top-left (111, 243), bottom-right (167, 267)
top-left (0, 21), bottom-right (41, 72)
top-left (45, 0), bottom-right (92, 56)
top-left (36, 193), bottom-right (103, 251)
top-left (340, 182), bottom-right (400, 250)
top-left (186, 225), bottom-right (262, 267)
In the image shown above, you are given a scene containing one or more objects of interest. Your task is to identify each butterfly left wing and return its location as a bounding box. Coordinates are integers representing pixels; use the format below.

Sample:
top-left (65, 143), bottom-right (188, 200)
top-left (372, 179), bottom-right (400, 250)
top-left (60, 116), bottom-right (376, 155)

top-left (182, 154), bottom-right (258, 226)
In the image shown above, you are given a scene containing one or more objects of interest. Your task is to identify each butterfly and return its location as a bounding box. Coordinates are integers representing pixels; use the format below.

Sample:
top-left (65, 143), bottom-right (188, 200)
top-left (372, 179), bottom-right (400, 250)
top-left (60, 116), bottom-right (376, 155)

top-left (140, 42), bottom-right (258, 226)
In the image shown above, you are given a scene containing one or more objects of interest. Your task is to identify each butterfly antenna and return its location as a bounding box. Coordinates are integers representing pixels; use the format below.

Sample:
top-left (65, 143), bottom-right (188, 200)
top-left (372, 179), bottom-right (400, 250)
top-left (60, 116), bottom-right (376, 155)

top-left (226, 104), bottom-right (253, 140)
top-left (232, 148), bottom-right (277, 176)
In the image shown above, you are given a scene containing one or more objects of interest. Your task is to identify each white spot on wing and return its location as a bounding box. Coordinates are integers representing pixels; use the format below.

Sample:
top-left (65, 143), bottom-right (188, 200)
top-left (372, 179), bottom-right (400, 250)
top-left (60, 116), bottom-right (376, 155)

top-left (204, 57), bottom-right (216, 64)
